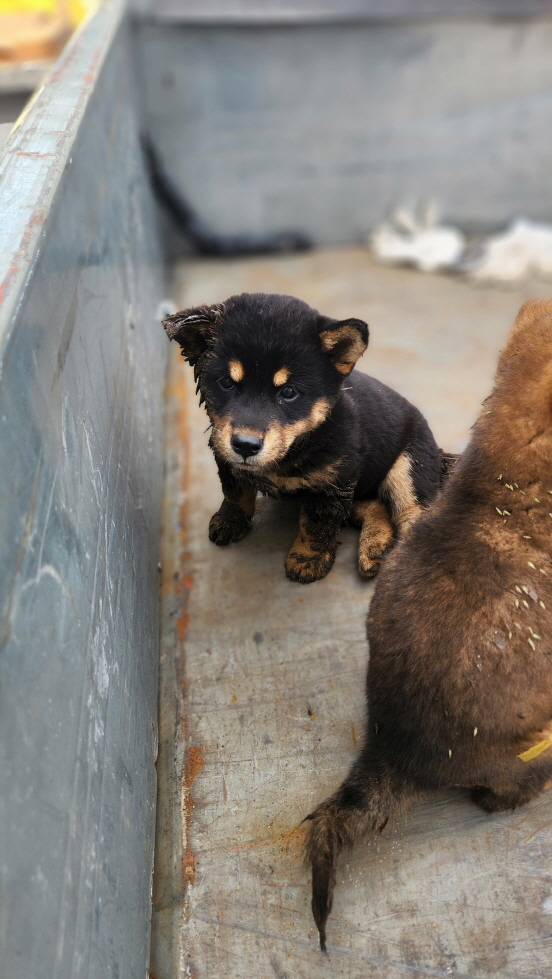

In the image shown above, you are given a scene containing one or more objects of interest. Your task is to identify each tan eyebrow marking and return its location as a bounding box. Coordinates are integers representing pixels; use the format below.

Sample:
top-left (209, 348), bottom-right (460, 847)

top-left (273, 367), bottom-right (290, 387)
top-left (228, 360), bottom-right (244, 383)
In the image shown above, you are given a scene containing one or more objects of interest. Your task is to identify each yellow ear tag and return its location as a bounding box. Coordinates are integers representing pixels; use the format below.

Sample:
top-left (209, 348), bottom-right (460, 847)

top-left (517, 735), bottom-right (552, 762)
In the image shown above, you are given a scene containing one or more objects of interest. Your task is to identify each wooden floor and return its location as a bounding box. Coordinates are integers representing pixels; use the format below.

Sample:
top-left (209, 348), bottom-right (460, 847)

top-left (150, 248), bottom-right (552, 979)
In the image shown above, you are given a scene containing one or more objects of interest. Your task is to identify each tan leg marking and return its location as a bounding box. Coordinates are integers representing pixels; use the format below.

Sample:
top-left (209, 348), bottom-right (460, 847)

top-left (379, 451), bottom-right (422, 536)
top-left (351, 499), bottom-right (394, 578)
top-left (230, 482), bottom-right (256, 519)
top-left (285, 509), bottom-right (336, 584)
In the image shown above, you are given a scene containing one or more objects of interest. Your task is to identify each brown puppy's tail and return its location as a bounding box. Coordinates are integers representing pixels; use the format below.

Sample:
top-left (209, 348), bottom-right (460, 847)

top-left (304, 758), bottom-right (416, 951)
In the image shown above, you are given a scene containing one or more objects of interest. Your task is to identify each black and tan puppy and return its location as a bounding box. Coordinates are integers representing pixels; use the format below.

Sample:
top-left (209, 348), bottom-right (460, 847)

top-left (305, 299), bottom-right (552, 949)
top-left (163, 293), bottom-right (441, 582)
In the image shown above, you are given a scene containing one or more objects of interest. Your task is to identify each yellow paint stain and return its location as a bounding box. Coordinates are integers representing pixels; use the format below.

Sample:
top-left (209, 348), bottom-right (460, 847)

top-left (518, 736), bottom-right (552, 762)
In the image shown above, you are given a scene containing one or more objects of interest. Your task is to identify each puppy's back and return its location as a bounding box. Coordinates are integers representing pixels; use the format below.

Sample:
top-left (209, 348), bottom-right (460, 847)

top-left (367, 299), bottom-right (552, 777)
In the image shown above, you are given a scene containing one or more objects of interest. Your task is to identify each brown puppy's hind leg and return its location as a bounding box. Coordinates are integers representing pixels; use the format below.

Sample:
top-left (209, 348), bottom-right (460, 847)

top-left (473, 786), bottom-right (539, 813)
top-left (473, 761), bottom-right (552, 812)
top-left (350, 499), bottom-right (394, 578)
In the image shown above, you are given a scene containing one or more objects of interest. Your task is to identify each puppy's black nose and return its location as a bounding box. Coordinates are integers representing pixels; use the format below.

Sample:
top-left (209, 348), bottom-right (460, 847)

top-left (231, 433), bottom-right (263, 459)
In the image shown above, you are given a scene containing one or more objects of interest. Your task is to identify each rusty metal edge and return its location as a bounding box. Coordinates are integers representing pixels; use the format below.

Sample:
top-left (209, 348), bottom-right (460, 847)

top-left (150, 344), bottom-right (193, 979)
top-left (0, 0), bottom-right (125, 356)
top-left (146, 0), bottom-right (552, 24)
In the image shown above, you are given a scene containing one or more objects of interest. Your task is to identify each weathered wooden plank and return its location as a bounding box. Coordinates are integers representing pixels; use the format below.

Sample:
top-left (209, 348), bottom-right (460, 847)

top-left (152, 248), bottom-right (552, 978)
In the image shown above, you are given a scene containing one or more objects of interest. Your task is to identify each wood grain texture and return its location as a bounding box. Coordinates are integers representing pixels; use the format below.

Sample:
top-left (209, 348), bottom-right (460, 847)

top-left (152, 250), bottom-right (552, 977)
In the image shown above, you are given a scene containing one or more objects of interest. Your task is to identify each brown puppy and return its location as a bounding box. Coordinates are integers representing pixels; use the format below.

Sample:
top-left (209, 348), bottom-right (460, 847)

top-left (304, 299), bottom-right (552, 950)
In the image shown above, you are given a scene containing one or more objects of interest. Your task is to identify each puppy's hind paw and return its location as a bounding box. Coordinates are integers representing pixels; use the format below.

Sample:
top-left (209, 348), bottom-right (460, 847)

top-left (352, 500), bottom-right (394, 578)
top-left (208, 502), bottom-right (252, 546)
top-left (285, 548), bottom-right (336, 583)
top-left (357, 536), bottom-right (392, 578)
top-left (472, 785), bottom-right (538, 813)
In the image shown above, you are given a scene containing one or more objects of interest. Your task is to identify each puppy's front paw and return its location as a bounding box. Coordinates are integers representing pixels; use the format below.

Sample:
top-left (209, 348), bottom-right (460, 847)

top-left (209, 502), bottom-right (251, 546)
top-left (358, 548), bottom-right (386, 579)
top-left (285, 547), bottom-right (336, 583)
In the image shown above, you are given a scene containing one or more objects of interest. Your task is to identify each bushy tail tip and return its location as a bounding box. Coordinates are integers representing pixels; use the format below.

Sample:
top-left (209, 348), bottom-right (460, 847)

top-left (303, 765), bottom-right (413, 950)
top-left (303, 802), bottom-right (356, 952)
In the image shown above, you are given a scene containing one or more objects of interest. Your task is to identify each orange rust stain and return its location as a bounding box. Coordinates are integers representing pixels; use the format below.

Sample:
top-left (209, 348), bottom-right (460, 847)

top-left (182, 746), bottom-right (205, 885)
top-left (176, 611), bottom-right (190, 641)
top-left (230, 694), bottom-right (237, 704)
top-left (184, 745), bottom-right (205, 787)
top-left (161, 348), bottom-right (192, 612)
top-left (160, 350), bottom-right (200, 889)
top-left (223, 824), bottom-right (305, 854)
top-left (276, 827), bottom-right (302, 852)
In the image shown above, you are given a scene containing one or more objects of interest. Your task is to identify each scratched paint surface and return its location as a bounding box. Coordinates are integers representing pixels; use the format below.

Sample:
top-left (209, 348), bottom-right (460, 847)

top-left (152, 251), bottom-right (552, 978)
top-left (0, 11), bottom-right (166, 979)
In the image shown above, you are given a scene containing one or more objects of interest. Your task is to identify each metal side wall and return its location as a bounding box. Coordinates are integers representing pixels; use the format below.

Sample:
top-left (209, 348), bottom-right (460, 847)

top-left (138, 17), bottom-right (552, 245)
top-left (0, 6), bottom-right (167, 978)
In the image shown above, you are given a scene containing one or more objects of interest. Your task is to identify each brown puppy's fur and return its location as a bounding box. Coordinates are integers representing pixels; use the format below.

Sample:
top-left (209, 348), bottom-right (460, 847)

top-left (304, 299), bottom-right (552, 950)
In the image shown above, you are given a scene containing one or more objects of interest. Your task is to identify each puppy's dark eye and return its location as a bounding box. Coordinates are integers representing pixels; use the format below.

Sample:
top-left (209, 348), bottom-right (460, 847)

top-left (280, 385), bottom-right (298, 401)
top-left (218, 376), bottom-right (234, 390)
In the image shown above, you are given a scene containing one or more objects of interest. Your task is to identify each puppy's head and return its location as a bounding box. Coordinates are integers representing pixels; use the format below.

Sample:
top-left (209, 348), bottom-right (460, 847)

top-left (163, 293), bottom-right (368, 470)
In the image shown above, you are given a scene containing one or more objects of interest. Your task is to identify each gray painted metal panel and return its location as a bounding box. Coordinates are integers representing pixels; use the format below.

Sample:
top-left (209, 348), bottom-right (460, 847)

top-left (139, 18), bottom-right (552, 245)
top-left (149, 0), bottom-right (552, 23)
top-left (0, 5), bottom-right (167, 977)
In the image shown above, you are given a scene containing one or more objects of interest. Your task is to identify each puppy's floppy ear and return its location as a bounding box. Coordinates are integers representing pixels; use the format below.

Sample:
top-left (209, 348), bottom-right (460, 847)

top-left (163, 303), bottom-right (225, 366)
top-left (319, 318), bottom-right (369, 375)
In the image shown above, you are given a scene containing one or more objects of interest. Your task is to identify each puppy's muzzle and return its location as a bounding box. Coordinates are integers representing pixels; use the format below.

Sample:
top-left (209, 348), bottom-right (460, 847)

top-left (231, 433), bottom-right (263, 460)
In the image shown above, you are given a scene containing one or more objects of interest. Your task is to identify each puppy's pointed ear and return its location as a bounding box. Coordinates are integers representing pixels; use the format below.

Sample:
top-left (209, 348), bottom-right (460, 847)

top-left (319, 318), bottom-right (369, 375)
top-left (163, 303), bottom-right (225, 366)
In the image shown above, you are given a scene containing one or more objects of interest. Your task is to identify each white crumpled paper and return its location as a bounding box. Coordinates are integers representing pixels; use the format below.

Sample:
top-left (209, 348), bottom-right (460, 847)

top-left (370, 204), bottom-right (552, 284)
top-left (465, 218), bottom-right (552, 283)
top-left (370, 202), bottom-right (465, 273)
